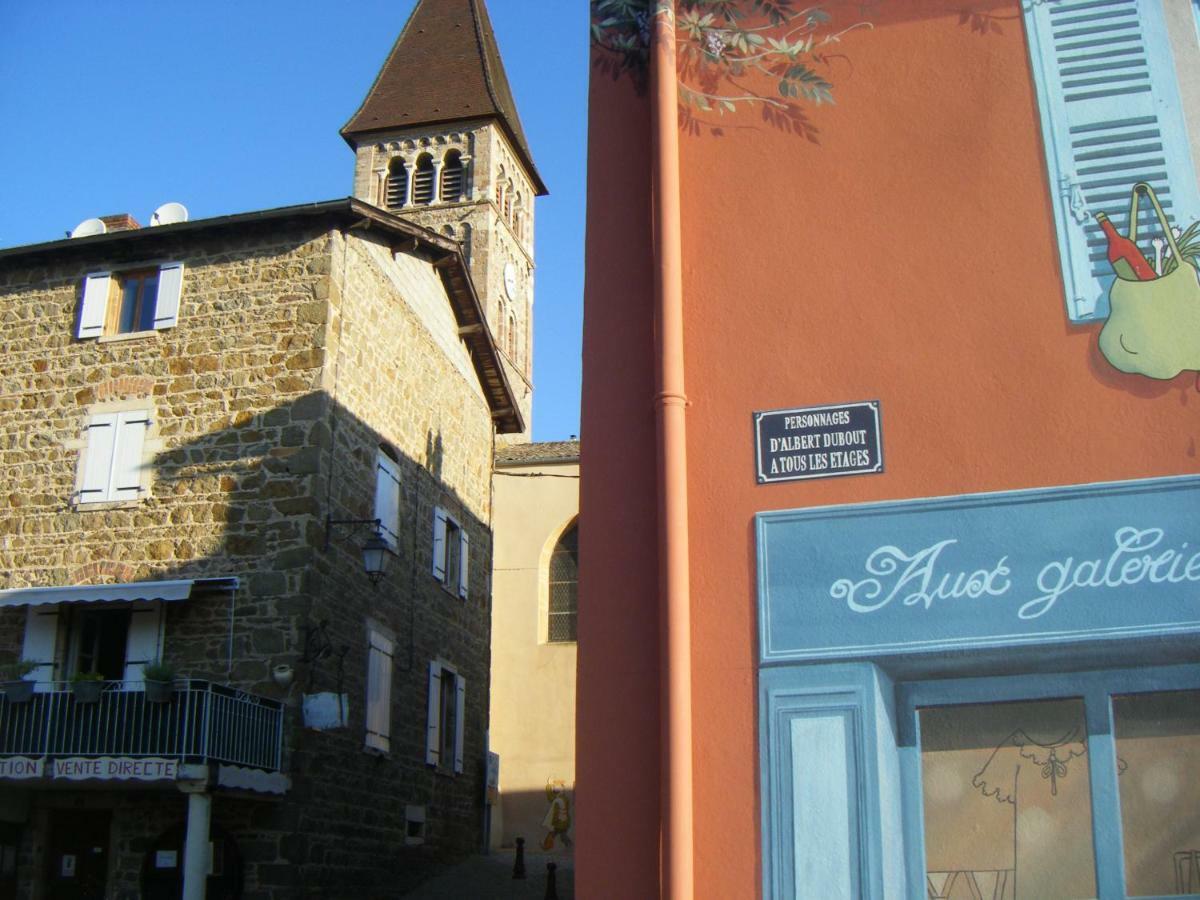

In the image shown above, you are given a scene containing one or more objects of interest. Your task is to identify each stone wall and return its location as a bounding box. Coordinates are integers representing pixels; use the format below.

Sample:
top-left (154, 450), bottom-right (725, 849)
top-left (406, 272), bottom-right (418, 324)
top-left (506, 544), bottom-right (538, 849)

top-left (0, 214), bottom-right (498, 897)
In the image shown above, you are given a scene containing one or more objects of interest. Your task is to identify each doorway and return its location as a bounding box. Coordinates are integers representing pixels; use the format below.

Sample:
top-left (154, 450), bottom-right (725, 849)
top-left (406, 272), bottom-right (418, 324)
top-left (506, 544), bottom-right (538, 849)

top-left (45, 810), bottom-right (111, 900)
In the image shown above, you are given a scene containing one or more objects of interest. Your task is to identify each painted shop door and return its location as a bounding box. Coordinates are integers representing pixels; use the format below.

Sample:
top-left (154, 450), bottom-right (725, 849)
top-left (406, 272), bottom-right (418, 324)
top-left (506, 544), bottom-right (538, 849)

top-left (45, 810), bottom-right (111, 900)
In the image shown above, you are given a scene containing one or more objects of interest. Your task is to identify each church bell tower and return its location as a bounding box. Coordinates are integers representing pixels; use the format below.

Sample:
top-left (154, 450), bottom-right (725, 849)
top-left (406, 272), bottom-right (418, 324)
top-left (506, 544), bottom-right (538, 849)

top-left (341, 0), bottom-right (546, 439)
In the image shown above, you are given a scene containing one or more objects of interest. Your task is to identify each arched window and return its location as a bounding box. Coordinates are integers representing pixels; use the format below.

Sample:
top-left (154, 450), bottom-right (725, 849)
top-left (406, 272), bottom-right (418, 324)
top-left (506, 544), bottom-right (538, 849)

top-left (548, 523), bottom-right (578, 642)
top-left (412, 154), bottom-right (435, 205)
top-left (503, 180), bottom-right (514, 222)
top-left (385, 158), bottom-right (408, 210)
top-left (460, 223), bottom-right (472, 264)
top-left (507, 313), bottom-right (517, 360)
top-left (440, 150), bottom-right (464, 202)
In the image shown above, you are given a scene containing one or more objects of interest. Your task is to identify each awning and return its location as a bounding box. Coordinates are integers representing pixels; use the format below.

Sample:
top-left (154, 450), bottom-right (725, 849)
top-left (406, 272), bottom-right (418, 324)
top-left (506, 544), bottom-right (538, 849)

top-left (0, 577), bottom-right (237, 609)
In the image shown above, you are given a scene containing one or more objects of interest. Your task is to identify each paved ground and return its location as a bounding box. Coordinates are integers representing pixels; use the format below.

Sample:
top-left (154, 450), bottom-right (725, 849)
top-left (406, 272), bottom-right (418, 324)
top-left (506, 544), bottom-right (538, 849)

top-left (402, 849), bottom-right (574, 899)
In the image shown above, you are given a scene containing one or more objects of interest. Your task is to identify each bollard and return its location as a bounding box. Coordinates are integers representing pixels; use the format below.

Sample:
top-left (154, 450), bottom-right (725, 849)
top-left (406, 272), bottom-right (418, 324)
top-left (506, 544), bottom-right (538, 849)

top-left (544, 862), bottom-right (558, 900)
top-left (513, 836), bottom-right (526, 880)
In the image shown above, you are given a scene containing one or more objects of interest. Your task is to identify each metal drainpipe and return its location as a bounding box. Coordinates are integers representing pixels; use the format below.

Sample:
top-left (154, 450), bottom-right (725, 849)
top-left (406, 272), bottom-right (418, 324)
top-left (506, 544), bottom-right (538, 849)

top-left (652, 2), bottom-right (694, 898)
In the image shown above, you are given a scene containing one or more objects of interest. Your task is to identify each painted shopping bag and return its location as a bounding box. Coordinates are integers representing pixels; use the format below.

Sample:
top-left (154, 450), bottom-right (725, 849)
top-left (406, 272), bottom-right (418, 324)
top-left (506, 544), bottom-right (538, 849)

top-left (1098, 183), bottom-right (1200, 380)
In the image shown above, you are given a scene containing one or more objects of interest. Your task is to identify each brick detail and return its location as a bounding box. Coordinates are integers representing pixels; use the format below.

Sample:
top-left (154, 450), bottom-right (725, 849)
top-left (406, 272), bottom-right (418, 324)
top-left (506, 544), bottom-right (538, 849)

top-left (94, 376), bottom-right (157, 402)
top-left (67, 561), bottom-right (138, 584)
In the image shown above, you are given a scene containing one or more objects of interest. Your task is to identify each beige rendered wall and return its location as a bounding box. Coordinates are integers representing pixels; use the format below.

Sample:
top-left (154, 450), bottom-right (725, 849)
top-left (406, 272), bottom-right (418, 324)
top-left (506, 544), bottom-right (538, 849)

top-left (489, 456), bottom-right (579, 852)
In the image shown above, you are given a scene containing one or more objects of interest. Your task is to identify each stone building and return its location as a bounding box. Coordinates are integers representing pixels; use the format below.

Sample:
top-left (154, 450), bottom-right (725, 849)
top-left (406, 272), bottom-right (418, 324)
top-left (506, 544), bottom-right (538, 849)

top-left (487, 441), bottom-right (579, 854)
top-left (0, 1), bottom-right (541, 898)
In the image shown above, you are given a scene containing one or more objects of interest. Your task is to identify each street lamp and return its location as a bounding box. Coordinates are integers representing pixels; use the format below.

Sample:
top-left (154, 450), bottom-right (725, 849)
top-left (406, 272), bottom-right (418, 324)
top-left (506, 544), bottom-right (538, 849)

top-left (324, 516), bottom-right (391, 586)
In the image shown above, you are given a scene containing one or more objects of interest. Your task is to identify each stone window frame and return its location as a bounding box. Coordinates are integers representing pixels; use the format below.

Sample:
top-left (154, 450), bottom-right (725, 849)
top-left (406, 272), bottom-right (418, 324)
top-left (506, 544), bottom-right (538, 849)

top-left (67, 398), bottom-right (162, 510)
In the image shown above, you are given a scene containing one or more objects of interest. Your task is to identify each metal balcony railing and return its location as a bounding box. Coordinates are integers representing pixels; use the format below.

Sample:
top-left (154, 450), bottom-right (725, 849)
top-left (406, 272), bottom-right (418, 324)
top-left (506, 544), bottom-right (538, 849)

top-left (0, 679), bottom-right (284, 772)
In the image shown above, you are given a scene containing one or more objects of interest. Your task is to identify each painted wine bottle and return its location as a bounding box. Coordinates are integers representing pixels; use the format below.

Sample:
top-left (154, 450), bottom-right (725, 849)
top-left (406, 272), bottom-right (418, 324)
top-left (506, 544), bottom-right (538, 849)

top-left (1095, 212), bottom-right (1156, 281)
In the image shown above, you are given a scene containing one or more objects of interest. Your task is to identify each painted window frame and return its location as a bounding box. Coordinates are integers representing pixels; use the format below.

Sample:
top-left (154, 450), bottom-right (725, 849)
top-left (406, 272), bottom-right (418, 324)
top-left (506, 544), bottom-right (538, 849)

top-left (77, 261), bottom-right (184, 339)
top-left (897, 663), bottom-right (1200, 899)
top-left (1022, 0), bottom-right (1200, 323)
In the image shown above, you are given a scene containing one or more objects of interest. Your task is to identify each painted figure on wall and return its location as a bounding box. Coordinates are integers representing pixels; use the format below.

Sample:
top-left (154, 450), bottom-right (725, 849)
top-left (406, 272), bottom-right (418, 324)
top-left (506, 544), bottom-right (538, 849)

top-left (541, 779), bottom-right (573, 850)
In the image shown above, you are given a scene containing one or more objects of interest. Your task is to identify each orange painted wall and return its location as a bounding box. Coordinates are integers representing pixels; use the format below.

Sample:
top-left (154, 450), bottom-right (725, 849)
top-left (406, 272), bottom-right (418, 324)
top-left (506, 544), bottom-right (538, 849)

top-left (579, 2), bottom-right (1199, 898)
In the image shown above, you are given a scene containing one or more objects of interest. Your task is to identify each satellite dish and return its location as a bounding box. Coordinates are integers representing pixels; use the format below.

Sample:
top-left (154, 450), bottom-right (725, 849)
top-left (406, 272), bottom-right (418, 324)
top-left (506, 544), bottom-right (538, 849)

top-left (150, 202), bottom-right (189, 226)
top-left (70, 218), bottom-right (108, 239)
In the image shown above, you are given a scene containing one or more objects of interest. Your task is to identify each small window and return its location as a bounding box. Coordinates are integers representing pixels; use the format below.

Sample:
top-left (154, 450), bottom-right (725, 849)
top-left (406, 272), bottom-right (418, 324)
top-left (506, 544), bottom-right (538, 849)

top-left (77, 410), bottom-right (151, 504)
top-left (365, 622), bottom-right (394, 753)
top-left (432, 507), bottom-right (469, 599)
top-left (385, 158), bottom-right (408, 210)
top-left (503, 180), bottom-right (514, 221)
top-left (548, 524), bottom-right (578, 643)
top-left (412, 154), bottom-right (435, 205)
top-left (506, 313), bottom-right (517, 360)
top-left (374, 449), bottom-right (401, 550)
top-left (441, 151), bottom-right (464, 202)
top-left (425, 660), bottom-right (465, 773)
top-left (404, 806), bottom-right (426, 846)
top-left (68, 607), bottom-right (132, 681)
top-left (77, 262), bottom-right (184, 339)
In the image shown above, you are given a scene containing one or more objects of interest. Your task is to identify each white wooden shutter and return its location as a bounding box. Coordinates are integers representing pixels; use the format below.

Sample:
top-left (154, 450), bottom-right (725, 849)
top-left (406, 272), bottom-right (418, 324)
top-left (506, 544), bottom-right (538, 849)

top-left (366, 629), bottom-right (394, 752)
top-left (22, 607), bottom-right (59, 687)
top-left (111, 411), bottom-right (150, 501)
top-left (425, 660), bottom-right (442, 765)
top-left (123, 601), bottom-right (163, 687)
top-left (1024, 0), bottom-right (1200, 321)
top-left (374, 454), bottom-right (402, 550)
top-left (77, 273), bottom-right (111, 339)
top-left (453, 675), bottom-right (466, 774)
top-left (457, 530), bottom-right (470, 599)
top-left (152, 262), bottom-right (185, 329)
top-left (79, 413), bottom-right (119, 503)
top-left (432, 508), bottom-right (448, 581)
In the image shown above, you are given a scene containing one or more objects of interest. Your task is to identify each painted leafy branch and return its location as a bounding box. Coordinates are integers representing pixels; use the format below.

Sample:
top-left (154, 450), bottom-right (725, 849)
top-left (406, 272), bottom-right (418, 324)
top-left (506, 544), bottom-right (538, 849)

top-left (592, 0), bottom-right (872, 140)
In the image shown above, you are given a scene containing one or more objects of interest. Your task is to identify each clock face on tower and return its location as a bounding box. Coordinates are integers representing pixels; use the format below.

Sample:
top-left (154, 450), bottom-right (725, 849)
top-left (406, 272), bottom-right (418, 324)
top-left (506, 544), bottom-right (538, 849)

top-left (503, 262), bottom-right (517, 301)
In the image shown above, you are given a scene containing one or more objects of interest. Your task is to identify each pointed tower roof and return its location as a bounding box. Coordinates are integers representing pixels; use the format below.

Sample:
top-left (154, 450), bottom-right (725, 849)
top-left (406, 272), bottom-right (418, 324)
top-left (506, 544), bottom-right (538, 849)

top-left (342, 0), bottom-right (547, 196)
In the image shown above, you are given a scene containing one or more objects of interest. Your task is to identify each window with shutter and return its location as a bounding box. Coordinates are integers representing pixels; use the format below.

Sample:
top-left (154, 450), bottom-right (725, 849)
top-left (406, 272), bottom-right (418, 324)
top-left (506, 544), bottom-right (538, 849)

top-left (77, 409), bottom-right (151, 504)
top-left (426, 660), bottom-right (442, 765)
top-left (366, 624), bottom-right (394, 753)
top-left (385, 158), bottom-right (408, 209)
top-left (1024, 0), bottom-right (1200, 322)
top-left (22, 607), bottom-right (59, 687)
top-left (374, 450), bottom-right (402, 550)
top-left (76, 262), bottom-right (185, 338)
top-left (425, 660), bottom-right (465, 773)
top-left (123, 602), bottom-right (164, 687)
top-left (413, 154), bottom-right (435, 205)
top-left (441, 150), bottom-right (464, 202)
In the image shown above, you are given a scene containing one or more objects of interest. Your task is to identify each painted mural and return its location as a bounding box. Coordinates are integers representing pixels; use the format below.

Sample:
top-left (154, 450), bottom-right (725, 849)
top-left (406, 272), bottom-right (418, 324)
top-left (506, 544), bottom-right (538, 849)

top-left (541, 780), bottom-right (573, 850)
top-left (1095, 183), bottom-right (1200, 381)
top-left (591, 0), bottom-right (872, 139)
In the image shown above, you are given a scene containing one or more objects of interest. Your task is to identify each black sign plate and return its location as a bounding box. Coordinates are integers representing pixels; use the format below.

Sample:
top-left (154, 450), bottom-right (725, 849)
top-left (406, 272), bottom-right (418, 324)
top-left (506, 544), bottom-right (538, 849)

top-left (754, 401), bottom-right (883, 484)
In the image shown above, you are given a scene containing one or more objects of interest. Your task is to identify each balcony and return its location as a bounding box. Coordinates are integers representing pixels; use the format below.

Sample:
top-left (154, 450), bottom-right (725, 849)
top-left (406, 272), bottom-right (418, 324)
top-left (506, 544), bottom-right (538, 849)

top-left (0, 679), bottom-right (284, 775)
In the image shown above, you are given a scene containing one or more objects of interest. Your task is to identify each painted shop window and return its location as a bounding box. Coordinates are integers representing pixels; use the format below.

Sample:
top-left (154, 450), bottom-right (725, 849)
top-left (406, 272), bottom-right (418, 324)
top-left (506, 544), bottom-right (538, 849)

top-left (374, 448), bottom-right (402, 551)
top-left (432, 506), bottom-right (469, 599)
top-left (385, 157), bottom-right (408, 210)
top-left (412, 153), bottom-right (435, 205)
top-left (1113, 690), bottom-right (1200, 896)
top-left (441, 150), bottom-right (464, 202)
top-left (547, 523), bottom-right (578, 643)
top-left (76, 262), bottom-right (184, 338)
top-left (425, 659), bottom-right (465, 774)
top-left (1023, 0), bottom-right (1200, 322)
top-left (364, 621), bottom-right (394, 753)
top-left (76, 410), bottom-right (151, 504)
top-left (919, 698), bottom-right (1097, 899)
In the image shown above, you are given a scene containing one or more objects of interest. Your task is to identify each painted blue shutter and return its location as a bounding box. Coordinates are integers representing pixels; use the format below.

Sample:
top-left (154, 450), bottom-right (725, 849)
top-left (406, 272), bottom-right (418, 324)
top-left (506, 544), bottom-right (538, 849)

top-left (432, 507), bottom-right (447, 581)
top-left (453, 675), bottom-right (466, 774)
top-left (457, 530), bottom-right (469, 599)
top-left (1024, 0), bottom-right (1200, 321)
top-left (374, 454), bottom-right (402, 550)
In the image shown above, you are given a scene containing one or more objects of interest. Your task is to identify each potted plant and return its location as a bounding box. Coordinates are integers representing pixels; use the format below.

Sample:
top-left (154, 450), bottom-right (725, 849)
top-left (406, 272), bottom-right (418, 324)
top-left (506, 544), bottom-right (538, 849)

top-left (1, 659), bottom-right (37, 703)
top-left (70, 670), bottom-right (105, 703)
top-left (141, 660), bottom-right (176, 703)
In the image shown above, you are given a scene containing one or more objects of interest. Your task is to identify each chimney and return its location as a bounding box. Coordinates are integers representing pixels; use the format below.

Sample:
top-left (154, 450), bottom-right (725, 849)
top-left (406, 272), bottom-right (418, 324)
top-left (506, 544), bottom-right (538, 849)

top-left (100, 214), bottom-right (141, 232)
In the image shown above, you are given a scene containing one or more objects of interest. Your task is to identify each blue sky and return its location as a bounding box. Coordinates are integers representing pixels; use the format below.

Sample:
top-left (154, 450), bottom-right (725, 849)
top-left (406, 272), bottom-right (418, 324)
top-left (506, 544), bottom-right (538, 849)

top-left (0, 1), bottom-right (588, 442)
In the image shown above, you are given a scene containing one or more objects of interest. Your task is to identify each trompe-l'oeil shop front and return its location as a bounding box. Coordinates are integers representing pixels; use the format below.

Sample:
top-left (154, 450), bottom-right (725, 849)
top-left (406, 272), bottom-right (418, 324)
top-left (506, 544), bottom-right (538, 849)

top-left (758, 475), bottom-right (1200, 900)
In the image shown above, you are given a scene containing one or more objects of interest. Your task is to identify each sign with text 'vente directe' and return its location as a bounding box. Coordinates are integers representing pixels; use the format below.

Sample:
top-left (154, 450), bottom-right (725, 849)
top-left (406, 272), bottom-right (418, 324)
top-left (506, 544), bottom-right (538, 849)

top-left (754, 401), bottom-right (883, 484)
